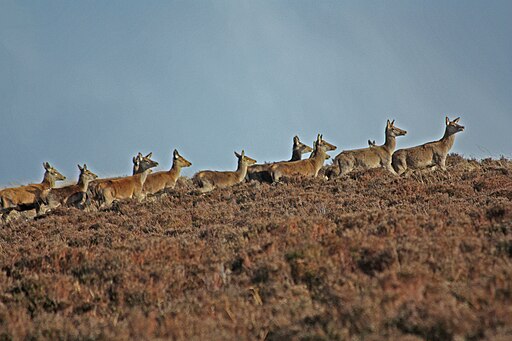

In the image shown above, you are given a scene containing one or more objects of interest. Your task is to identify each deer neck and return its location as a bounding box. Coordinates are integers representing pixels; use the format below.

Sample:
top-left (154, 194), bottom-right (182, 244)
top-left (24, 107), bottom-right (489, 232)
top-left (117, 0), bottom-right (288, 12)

top-left (169, 163), bottom-right (182, 180)
top-left (384, 130), bottom-right (396, 154)
top-left (77, 176), bottom-right (91, 192)
top-left (235, 161), bottom-right (249, 181)
top-left (311, 147), bottom-right (327, 170)
top-left (440, 129), bottom-right (456, 150)
top-left (42, 172), bottom-right (55, 189)
top-left (290, 147), bottom-right (302, 161)
top-left (136, 169), bottom-right (151, 186)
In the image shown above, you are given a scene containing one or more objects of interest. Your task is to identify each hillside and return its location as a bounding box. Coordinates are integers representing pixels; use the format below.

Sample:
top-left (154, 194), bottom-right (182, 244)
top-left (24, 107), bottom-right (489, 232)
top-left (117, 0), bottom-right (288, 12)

top-left (1, 155), bottom-right (511, 340)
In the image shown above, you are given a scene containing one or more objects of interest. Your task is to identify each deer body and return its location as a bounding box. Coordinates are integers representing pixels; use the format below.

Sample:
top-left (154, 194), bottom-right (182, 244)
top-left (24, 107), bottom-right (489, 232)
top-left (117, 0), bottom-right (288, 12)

top-left (333, 120), bottom-right (407, 176)
top-left (194, 150), bottom-right (256, 192)
top-left (269, 135), bottom-right (336, 182)
top-left (45, 164), bottom-right (98, 210)
top-left (392, 117), bottom-right (464, 175)
top-left (96, 153), bottom-right (158, 207)
top-left (143, 150), bottom-right (192, 194)
top-left (247, 136), bottom-right (313, 182)
top-left (0, 162), bottom-right (66, 213)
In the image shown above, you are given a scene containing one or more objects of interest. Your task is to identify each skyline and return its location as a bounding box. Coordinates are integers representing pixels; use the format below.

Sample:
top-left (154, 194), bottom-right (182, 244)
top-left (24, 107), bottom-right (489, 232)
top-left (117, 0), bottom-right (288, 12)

top-left (1, 1), bottom-right (511, 186)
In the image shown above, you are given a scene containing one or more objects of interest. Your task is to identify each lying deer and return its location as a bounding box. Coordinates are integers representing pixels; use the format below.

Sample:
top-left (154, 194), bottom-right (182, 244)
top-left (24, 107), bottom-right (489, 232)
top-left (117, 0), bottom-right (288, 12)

top-left (392, 116), bottom-right (464, 175)
top-left (143, 149), bottom-right (192, 195)
top-left (247, 136), bottom-right (313, 182)
top-left (332, 120), bottom-right (407, 176)
top-left (43, 164), bottom-right (98, 211)
top-left (193, 150), bottom-right (256, 192)
top-left (268, 134), bottom-right (337, 182)
top-left (0, 162), bottom-right (66, 215)
top-left (96, 153), bottom-right (158, 207)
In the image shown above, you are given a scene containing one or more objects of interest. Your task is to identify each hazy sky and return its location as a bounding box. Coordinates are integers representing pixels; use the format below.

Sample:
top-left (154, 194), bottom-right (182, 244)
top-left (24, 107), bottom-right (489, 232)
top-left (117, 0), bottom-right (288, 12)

top-left (1, 1), bottom-right (511, 186)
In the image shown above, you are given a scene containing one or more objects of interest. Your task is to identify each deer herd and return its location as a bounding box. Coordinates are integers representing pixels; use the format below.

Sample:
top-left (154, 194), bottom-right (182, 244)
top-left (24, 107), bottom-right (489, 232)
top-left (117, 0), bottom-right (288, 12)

top-left (0, 116), bottom-right (464, 219)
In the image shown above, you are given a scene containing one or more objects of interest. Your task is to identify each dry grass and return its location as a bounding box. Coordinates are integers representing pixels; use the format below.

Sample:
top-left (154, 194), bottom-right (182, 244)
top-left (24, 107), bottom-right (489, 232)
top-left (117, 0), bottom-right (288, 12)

top-left (1, 154), bottom-right (511, 340)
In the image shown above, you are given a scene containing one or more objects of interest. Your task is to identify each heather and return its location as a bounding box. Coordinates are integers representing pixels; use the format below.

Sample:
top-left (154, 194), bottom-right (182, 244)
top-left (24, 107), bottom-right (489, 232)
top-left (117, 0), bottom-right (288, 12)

top-left (1, 155), bottom-right (511, 340)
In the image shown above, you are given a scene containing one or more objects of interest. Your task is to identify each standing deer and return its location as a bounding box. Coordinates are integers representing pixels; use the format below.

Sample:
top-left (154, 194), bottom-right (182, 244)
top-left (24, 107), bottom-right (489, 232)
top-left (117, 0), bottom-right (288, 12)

top-left (193, 150), bottom-right (256, 192)
top-left (392, 116), bottom-right (464, 175)
top-left (0, 162), bottom-right (66, 215)
top-left (43, 164), bottom-right (98, 210)
top-left (96, 153), bottom-right (158, 207)
top-left (331, 120), bottom-right (407, 177)
top-left (87, 152), bottom-right (151, 205)
top-left (268, 134), bottom-right (337, 182)
top-left (247, 136), bottom-right (313, 182)
top-left (143, 149), bottom-right (192, 195)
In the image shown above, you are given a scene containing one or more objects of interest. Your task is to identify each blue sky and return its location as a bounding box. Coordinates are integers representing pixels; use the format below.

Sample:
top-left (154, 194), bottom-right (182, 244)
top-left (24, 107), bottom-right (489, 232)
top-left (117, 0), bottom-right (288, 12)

top-left (1, 1), bottom-right (511, 186)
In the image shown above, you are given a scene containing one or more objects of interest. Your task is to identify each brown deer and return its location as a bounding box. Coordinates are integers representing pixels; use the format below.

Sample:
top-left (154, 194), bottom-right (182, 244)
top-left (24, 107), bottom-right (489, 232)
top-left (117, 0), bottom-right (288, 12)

top-left (392, 116), bottom-right (464, 175)
top-left (193, 150), bottom-right (256, 192)
top-left (268, 134), bottom-right (337, 182)
top-left (87, 152), bottom-right (151, 205)
top-left (332, 120), bottom-right (407, 177)
top-left (143, 149), bottom-right (192, 195)
top-left (43, 164), bottom-right (98, 210)
top-left (247, 136), bottom-right (313, 182)
top-left (0, 162), bottom-right (66, 214)
top-left (96, 153), bottom-right (158, 207)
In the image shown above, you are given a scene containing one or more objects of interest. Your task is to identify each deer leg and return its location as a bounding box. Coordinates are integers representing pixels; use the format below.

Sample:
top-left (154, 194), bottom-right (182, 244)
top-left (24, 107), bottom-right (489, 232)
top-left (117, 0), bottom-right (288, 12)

top-left (385, 164), bottom-right (399, 176)
top-left (338, 160), bottom-right (351, 176)
top-left (270, 171), bottom-right (282, 184)
top-left (439, 157), bottom-right (448, 171)
top-left (198, 181), bottom-right (214, 193)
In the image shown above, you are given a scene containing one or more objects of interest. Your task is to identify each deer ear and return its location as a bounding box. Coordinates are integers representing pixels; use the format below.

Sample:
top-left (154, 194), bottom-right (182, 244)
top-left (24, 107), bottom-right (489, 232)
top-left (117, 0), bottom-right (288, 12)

top-left (241, 150), bottom-right (245, 156)
top-left (173, 149), bottom-right (179, 158)
top-left (83, 164), bottom-right (87, 170)
top-left (78, 164), bottom-right (83, 171)
top-left (454, 117), bottom-right (460, 123)
top-left (43, 162), bottom-right (50, 170)
top-left (445, 116), bottom-right (450, 125)
top-left (133, 156), bottom-right (138, 164)
top-left (387, 119), bottom-right (391, 127)
top-left (391, 119), bottom-right (395, 125)
top-left (293, 136), bottom-right (299, 144)
top-left (146, 152), bottom-right (152, 158)
top-left (234, 151), bottom-right (241, 158)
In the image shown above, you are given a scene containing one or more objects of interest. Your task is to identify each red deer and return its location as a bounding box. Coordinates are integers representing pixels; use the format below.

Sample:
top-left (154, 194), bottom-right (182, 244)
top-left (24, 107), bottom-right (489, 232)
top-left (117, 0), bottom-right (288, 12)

top-left (193, 150), bottom-right (256, 192)
top-left (392, 117), bottom-right (464, 175)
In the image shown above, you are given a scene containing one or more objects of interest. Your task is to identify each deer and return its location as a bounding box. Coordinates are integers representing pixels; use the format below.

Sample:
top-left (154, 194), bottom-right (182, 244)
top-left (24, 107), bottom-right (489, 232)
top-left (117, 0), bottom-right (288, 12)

top-left (331, 120), bottom-right (407, 177)
top-left (193, 150), bottom-right (256, 192)
top-left (392, 116), bottom-right (464, 175)
top-left (42, 164), bottom-right (98, 211)
top-left (95, 152), bottom-right (158, 207)
top-left (143, 149), bottom-right (192, 195)
top-left (268, 134), bottom-right (337, 182)
top-left (0, 162), bottom-right (66, 215)
top-left (247, 136), bottom-right (313, 182)
top-left (86, 152), bottom-right (152, 205)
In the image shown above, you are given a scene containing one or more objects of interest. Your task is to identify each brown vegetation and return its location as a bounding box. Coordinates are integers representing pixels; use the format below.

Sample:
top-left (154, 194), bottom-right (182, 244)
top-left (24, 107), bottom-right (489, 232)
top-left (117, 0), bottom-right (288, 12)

top-left (1, 155), bottom-right (511, 340)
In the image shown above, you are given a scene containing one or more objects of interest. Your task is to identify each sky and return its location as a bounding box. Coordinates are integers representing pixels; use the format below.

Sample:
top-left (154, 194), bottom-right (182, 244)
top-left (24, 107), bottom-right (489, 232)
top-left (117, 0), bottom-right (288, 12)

top-left (1, 1), bottom-right (511, 186)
